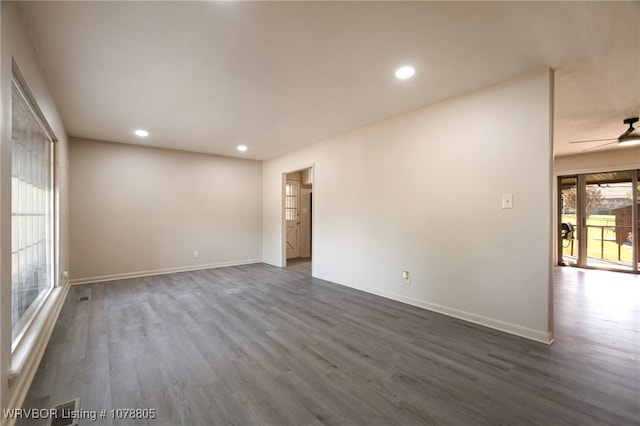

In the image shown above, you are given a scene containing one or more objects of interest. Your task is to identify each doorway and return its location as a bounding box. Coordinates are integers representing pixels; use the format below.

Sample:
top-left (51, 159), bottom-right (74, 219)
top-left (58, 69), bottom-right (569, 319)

top-left (558, 169), bottom-right (639, 273)
top-left (284, 167), bottom-right (313, 269)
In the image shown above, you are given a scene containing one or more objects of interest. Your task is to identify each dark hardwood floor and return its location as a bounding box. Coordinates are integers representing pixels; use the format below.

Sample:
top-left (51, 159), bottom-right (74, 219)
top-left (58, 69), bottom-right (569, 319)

top-left (18, 261), bottom-right (639, 425)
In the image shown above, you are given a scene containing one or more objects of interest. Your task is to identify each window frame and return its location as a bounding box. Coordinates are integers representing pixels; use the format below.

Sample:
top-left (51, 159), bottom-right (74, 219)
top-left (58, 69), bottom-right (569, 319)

top-left (10, 75), bottom-right (57, 351)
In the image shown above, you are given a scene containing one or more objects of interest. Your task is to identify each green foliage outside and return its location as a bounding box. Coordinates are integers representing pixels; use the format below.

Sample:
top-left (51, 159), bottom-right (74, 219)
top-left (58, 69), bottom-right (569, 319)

top-left (561, 214), bottom-right (635, 264)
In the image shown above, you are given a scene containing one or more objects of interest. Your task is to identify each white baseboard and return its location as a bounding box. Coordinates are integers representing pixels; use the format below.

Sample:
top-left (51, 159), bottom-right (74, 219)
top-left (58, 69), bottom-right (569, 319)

top-left (262, 258), bottom-right (284, 268)
top-left (3, 284), bottom-right (70, 426)
top-left (68, 258), bottom-right (263, 285)
top-left (317, 274), bottom-right (552, 345)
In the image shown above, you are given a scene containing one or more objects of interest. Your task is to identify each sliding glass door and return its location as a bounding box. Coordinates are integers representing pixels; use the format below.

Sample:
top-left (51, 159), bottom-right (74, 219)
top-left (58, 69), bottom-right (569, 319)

top-left (559, 170), bottom-right (639, 273)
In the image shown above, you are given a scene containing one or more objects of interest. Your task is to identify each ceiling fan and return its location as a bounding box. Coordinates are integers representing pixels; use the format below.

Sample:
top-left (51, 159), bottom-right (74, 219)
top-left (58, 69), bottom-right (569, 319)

top-left (569, 117), bottom-right (640, 152)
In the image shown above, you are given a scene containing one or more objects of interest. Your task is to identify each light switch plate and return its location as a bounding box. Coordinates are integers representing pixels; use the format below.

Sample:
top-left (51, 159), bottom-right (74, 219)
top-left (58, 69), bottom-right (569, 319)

top-left (502, 193), bottom-right (513, 209)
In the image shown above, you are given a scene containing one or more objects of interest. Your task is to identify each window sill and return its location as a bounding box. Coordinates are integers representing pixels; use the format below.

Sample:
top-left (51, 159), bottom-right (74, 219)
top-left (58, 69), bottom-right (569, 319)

top-left (8, 284), bottom-right (69, 402)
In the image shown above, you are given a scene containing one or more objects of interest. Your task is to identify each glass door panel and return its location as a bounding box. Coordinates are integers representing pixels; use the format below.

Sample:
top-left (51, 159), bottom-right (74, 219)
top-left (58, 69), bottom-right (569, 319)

top-left (635, 170), bottom-right (639, 271)
top-left (559, 177), bottom-right (578, 265)
top-left (584, 171), bottom-right (634, 271)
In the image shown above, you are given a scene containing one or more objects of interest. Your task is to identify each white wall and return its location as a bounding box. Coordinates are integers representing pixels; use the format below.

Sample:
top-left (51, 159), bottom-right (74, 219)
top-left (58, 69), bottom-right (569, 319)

top-left (264, 69), bottom-right (553, 343)
top-left (555, 148), bottom-right (640, 175)
top-left (69, 138), bottom-right (262, 283)
top-left (1, 1), bottom-right (70, 417)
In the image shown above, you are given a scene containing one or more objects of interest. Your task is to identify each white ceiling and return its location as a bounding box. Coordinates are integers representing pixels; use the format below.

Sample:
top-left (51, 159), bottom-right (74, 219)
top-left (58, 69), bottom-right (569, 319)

top-left (17, 1), bottom-right (640, 160)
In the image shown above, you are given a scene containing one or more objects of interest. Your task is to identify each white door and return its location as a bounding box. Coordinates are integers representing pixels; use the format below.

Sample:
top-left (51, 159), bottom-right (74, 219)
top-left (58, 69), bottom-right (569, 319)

top-left (285, 180), bottom-right (301, 259)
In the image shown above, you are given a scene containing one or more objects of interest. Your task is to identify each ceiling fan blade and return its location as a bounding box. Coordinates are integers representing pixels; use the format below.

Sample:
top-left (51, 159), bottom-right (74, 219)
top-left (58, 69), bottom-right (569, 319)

top-left (569, 138), bottom-right (616, 144)
top-left (582, 141), bottom-right (617, 152)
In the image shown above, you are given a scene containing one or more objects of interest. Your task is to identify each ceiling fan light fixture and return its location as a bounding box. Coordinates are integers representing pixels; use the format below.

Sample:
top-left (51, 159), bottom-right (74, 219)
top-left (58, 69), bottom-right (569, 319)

top-left (617, 135), bottom-right (640, 147)
top-left (571, 117), bottom-right (640, 152)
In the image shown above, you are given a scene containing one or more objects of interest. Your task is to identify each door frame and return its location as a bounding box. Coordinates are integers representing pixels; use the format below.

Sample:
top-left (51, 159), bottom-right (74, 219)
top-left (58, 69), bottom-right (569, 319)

top-left (281, 164), bottom-right (314, 271)
top-left (557, 175), bottom-right (579, 267)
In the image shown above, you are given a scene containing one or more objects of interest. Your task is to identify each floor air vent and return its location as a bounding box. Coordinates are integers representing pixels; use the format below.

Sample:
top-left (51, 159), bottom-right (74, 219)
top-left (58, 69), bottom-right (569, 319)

top-left (49, 397), bottom-right (80, 426)
top-left (77, 295), bottom-right (90, 302)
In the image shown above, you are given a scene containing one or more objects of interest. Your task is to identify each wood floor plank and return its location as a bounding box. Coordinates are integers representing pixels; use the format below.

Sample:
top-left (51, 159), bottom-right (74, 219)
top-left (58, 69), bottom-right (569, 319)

top-left (16, 262), bottom-right (640, 425)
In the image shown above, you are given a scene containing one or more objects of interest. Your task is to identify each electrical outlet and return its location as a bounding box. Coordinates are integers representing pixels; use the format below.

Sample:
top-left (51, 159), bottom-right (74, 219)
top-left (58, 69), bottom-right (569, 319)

top-left (402, 271), bottom-right (410, 284)
top-left (193, 250), bottom-right (199, 258)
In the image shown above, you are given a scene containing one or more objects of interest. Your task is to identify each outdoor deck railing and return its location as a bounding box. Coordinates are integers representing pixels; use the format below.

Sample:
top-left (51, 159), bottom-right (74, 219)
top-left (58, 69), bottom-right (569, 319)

top-left (563, 225), bottom-right (639, 262)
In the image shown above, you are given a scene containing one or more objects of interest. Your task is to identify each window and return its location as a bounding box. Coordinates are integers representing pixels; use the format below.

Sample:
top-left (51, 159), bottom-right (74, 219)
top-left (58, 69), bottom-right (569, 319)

top-left (285, 183), bottom-right (298, 221)
top-left (11, 78), bottom-right (55, 345)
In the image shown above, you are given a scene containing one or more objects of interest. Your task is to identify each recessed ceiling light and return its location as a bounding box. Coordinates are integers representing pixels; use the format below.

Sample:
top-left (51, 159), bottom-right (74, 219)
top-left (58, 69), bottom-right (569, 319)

top-left (134, 129), bottom-right (149, 137)
top-left (395, 66), bottom-right (416, 80)
top-left (237, 145), bottom-right (248, 152)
